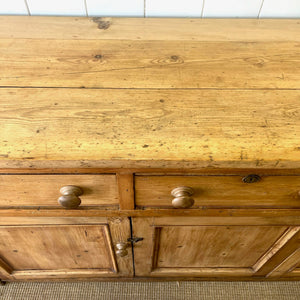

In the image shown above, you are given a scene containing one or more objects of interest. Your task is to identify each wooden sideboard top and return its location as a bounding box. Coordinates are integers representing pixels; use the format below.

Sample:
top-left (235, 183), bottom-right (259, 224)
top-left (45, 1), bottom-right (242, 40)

top-left (0, 17), bottom-right (299, 169)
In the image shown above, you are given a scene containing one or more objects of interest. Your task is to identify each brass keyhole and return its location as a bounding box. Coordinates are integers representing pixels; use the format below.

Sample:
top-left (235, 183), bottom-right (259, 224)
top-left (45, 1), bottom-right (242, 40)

top-left (242, 174), bottom-right (261, 183)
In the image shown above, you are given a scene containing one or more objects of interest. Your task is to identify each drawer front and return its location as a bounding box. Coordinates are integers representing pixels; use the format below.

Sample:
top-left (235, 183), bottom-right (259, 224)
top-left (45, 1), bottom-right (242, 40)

top-left (0, 174), bottom-right (118, 208)
top-left (135, 175), bottom-right (300, 208)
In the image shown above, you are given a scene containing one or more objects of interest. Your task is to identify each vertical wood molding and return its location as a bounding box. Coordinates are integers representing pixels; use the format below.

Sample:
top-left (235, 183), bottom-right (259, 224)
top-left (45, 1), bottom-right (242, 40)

top-left (151, 227), bottom-right (161, 271)
top-left (117, 173), bottom-right (135, 210)
top-left (108, 217), bottom-right (133, 277)
top-left (0, 256), bottom-right (13, 276)
top-left (102, 225), bottom-right (118, 273)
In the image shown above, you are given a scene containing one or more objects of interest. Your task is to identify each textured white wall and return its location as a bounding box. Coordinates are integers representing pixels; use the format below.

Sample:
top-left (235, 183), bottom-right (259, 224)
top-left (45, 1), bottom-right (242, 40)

top-left (0, 0), bottom-right (299, 17)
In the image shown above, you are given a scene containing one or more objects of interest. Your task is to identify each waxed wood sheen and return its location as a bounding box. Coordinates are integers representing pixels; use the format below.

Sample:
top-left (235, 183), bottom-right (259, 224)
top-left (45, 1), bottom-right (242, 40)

top-left (0, 89), bottom-right (299, 168)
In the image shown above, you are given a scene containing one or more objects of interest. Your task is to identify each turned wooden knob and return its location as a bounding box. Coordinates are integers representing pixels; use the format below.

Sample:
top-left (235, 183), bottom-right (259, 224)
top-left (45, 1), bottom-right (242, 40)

top-left (58, 185), bottom-right (83, 209)
top-left (171, 186), bottom-right (194, 209)
top-left (115, 242), bottom-right (128, 257)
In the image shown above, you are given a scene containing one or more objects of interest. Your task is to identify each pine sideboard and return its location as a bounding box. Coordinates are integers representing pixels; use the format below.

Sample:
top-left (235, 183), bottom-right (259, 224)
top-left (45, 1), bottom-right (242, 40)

top-left (0, 17), bottom-right (299, 282)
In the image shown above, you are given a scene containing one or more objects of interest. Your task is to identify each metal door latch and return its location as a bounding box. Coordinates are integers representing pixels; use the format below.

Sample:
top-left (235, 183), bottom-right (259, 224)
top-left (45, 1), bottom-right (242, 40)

top-left (127, 237), bottom-right (144, 244)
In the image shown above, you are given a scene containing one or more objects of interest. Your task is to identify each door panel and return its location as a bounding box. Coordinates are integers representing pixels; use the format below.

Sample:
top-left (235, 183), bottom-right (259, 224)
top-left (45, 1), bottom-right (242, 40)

top-left (0, 225), bottom-right (114, 271)
top-left (132, 217), bottom-right (300, 278)
top-left (0, 218), bottom-right (133, 280)
top-left (154, 226), bottom-right (287, 268)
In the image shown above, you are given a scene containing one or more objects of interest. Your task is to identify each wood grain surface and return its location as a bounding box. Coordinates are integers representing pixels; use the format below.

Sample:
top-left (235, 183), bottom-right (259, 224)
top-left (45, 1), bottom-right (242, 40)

top-left (0, 17), bottom-right (298, 41)
top-left (135, 175), bottom-right (300, 208)
top-left (0, 174), bottom-right (118, 207)
top-left (0, 224), bottom-right (119, 279)
top-left (153, 225), bottom-right (287, 268)
top-left (0, 17), bottom-right (299, 282)
top-left (132, 217), bottom-right (298, 277)
top-left (0, 17), bottom-right (299, 169)
top-left (0, 88), bottom-right (299, 168)
top-left (0, 39), bottom-right (299, 89)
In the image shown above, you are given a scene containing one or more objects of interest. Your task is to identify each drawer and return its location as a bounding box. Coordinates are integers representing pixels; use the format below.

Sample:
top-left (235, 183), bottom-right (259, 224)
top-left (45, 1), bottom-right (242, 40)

top-left (0, 174), bottom-right (118, 208)
top-left (135, 175), bottom-right (300, 209)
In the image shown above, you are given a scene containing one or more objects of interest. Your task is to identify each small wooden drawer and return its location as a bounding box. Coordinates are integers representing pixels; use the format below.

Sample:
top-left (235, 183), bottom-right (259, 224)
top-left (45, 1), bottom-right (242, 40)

top-left (135, 175), bottom-right (300, 209)
top-left (0, 174), bottom-right (118, 208)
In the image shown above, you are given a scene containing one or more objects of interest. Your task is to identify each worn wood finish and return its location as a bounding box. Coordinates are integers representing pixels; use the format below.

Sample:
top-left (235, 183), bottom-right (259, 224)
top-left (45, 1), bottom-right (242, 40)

top-left (1, 39), bottom-right (299, 89)
top-left (253, 227), bottom-right (300, 273)
top-left (0, 89), bottom-right (299, 168)
top-left (135, 175), bottom-right (300, 208)
top-left (0, 174), bottom-right (118, 207)
top-left (117, 173), bottom-right (135, 210)
top-left (132, 217), bottom-right (300, 278)
top-left (0, 217), bottom-right (108, 225)
top-left (268, 249), bottom-right (300, 278)
top-left (10, 269), bottom-right (117, 280)
top-left (1, 161), bottom-right (300, 170)
top-left (0, 17), bottom-right (299, 41)
top-left (153, 226), bottom-right (287, 268)
top-left (131, 217), bottom-right (154, 276)
top-left (0, 256), bottom-right (13, 276)
top-left (151, 216), bottom-right (300, 227)
top-left (0, 224), bottom-right (124, 280)
top-left (254, 228), bottom-right (300, 277)
top-left (0, 209), bottom-right (300, 224)
top-left (107, 217), bottom-right (133, 277)
top-left (0, 17), bottom-right (299, 281)
top-left (0, 168), bottom-right (300, 175)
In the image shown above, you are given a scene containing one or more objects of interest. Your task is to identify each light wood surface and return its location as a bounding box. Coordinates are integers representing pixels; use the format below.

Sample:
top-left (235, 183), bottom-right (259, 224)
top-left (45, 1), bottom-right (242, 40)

top-left (253, 227), bottom-right (300, 273)
top-left (135, 175), bottom-right (300, 208)
top-left (0, 89), bottom-right (299, 168)
top-left (0, 221), bottom-right (133, 280)
top-left (107, 217), bottom-right (133, 277)
top-left (0, 224), bottom-right (118, 279)
top-left (0, 39), bottom-right (299, 89)
top-left (0, 17), bottom-right (298, 41)
top-left (0, 17), bottom-right (299, 282)
top-left (0, 174), bottom-right (118, 207)
top-left (254, 228), bottom-right (300, 277)
top-left (117, 173), bottom-right (135, 210)
top-left (154, 226), bottom-right (286, 268)
top-left (132, 217), bottom-right (299, 277)
top-left (0, 209), bottom-right (300, 224)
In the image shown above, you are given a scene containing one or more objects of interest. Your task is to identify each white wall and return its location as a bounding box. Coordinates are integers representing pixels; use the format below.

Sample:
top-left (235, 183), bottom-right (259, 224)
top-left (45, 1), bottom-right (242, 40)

top-left (0, 0), bottom-right (299, 17)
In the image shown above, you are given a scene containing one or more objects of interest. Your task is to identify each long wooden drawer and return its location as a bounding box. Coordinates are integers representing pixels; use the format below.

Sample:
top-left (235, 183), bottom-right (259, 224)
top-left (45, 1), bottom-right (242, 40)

top-left (135, 175), bottom-right (300, 208)
top-left (0, 174), bottom-right (118, 208)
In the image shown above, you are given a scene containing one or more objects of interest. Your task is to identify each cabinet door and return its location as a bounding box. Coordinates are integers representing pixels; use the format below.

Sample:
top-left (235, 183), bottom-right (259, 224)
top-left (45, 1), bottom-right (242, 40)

top-left (0, 217), bottom-right (132, 280)
top-left (132, 217), bottom-right (300, 278)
